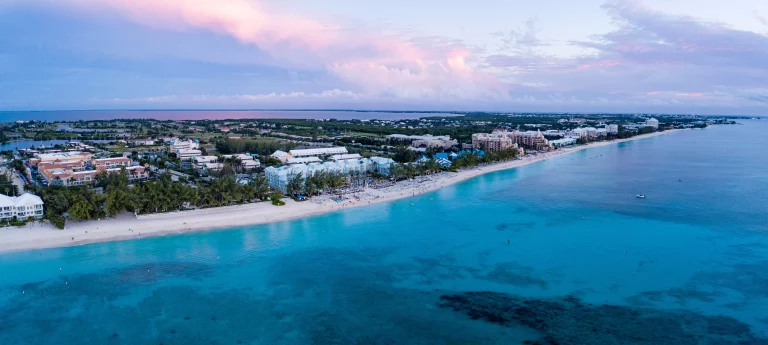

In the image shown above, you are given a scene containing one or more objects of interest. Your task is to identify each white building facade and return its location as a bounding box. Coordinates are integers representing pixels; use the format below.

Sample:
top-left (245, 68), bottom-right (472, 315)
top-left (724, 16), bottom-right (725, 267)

top-left (265, 157), bottom-right (395, 192)
top-left (0, 193), bottom-right (44, 221)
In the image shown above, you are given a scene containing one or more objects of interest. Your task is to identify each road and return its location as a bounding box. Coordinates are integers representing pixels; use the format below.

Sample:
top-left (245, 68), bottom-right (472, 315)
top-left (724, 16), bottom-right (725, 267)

top-left (0, 166), bottom-right (25, 196)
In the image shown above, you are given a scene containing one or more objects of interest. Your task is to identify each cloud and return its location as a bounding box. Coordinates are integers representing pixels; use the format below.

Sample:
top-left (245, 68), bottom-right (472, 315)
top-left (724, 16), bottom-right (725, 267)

top-left (483, 0), bottom-right (768, 108)
top-left (754, 11), bottom-right (768, 27)
top-left (2, 0), bottom-right (767, 114)
top-left (12, 0), bottom-right (498, 102)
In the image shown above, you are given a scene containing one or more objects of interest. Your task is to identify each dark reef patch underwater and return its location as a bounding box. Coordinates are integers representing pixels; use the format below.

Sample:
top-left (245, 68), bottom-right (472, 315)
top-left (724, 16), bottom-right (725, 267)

top-left (439, 291), bottom-right (768, 345)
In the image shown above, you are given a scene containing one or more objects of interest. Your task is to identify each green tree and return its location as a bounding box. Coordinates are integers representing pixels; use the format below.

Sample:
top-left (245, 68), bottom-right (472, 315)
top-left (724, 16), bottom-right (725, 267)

top-left (104, 189), bottom-right (127, 216)
top-left (250, 175), bottom-right (270, 200)
top-left (68, 196), bottom-right (94, 221)
top-left (393, 146), bottom-right (418, 163)
top-left (0, 171), bottom-right (16, 196)
top-left (286, 172), bottom-right (304, 198)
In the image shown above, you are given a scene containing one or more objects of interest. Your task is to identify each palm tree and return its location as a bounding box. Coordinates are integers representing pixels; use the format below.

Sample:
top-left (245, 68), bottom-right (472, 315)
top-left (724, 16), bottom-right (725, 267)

top-left (286, 172), bottom-right (304, 198)
top-left (250, 175), bottom-right (270, 201)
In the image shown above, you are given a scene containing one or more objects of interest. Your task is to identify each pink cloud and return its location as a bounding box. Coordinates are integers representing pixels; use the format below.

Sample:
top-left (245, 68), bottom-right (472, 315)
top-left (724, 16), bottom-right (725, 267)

top-left (40, 0), bottom-right (499, 101)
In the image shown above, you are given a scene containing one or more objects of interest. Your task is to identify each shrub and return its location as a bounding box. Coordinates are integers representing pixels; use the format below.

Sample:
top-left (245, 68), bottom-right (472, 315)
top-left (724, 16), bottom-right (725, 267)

top-left (50, 216), bottom-right (66, 229)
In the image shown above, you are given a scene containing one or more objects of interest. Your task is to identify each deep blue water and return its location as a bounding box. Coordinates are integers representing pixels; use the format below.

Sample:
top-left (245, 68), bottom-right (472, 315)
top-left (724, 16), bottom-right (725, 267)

top-left (0, 110), bottom-right (456, 122)
top-left (1, 121), bottom-right (767, 344)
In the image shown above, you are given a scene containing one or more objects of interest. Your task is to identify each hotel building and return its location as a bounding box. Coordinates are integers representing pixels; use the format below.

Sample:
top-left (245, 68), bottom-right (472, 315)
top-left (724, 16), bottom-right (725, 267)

top-left (473, 130), bottom-right (549, 151)
top-left (265, 157), bottom-right (394, 192)
top-left (0, 193), bottom-right (44, 221)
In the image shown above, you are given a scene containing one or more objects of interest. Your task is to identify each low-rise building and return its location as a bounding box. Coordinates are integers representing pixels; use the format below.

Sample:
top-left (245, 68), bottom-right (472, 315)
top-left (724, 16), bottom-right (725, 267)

top-left (286, 157), bottom-right (322, 165)
top-left (177, 149), bottom-right (202, 168)
top-left (289, 147), bottom-right (348, 158)
top-left (386, 134), bottom-right (457, 149)
top-left (222, 154), bottom-right (261, 170)
top-left (118, 166), bottom-right (148, 180)
top-left (550, 137), bottom-right (578, 148)
top-left (329, 154), bottom-right (363, 161)
top-left (170, 139), bottom-right (200, 151)
top-left (33, 151), bottom-right (92, 166)
top-left (271, 150), bottom-right (291, 163)
top-left (129, 138), bottom-right (156, 146)
top-left (0, 193), bottom-right (44, 221)
top-left (92, 157), bottom-right (131, 170)
top-left (193, 156), bottom-right (219, 170)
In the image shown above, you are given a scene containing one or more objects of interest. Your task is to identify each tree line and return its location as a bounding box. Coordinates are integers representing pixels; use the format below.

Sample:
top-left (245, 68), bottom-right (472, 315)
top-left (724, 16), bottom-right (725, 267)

top-left (27, 168), bottom-right (274, 229)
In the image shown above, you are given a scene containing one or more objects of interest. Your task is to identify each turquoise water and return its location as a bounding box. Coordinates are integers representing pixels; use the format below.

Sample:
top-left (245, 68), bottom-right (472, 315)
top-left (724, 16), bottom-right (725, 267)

top-left (1, 121), bottom-right (767, 344)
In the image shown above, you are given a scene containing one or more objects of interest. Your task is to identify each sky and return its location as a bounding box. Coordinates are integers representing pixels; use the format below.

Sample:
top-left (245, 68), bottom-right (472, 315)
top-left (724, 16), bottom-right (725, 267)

top-left (0, 0), bottom-right (766, 114)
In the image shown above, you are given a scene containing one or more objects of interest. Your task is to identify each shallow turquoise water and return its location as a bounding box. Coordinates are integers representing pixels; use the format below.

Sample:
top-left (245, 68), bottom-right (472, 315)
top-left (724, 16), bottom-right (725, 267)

top-left (1, 121), bottom-right (767, 344)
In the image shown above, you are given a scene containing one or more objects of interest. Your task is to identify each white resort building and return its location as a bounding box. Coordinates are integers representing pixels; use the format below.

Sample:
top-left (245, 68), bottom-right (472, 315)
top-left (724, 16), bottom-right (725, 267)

top-left (386, 134), bottom-right (458, 149)
top-left (0, 193), bottom-right (44, 221)
top-left (265, 157), bottom-right (395, 192)
top-left (473, 130), bottom-right (549, 152)
top-left (288, 147), bottom-right (348, 158)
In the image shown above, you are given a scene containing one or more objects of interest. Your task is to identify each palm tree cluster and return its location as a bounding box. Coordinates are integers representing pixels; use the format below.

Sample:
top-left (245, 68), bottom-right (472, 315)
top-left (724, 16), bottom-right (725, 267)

top-left (285, 171), bottom-right (349, 199)
top-left (388, 159), bottom-right (444, 181)
top-left (32, 170), bottom-right (273, 228)
top-left (451, 148), bottom-right (519, 170)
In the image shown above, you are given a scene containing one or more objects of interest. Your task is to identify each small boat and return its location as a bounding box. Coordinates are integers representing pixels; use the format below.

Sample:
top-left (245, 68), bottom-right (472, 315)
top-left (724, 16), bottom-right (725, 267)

top-left (636, 194), bottom-right (646, 199)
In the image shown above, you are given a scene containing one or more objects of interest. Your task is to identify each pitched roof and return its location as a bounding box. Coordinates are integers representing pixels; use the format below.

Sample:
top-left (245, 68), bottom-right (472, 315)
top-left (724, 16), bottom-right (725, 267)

top-left (14, 193), bottom-right (44, 207)
top-left (0, 194), bottom-right (15, 208)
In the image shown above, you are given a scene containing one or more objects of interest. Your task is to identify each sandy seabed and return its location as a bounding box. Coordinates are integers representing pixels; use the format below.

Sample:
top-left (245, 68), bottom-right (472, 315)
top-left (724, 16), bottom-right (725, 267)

top-left (0, 130), bottom-right (677, 253)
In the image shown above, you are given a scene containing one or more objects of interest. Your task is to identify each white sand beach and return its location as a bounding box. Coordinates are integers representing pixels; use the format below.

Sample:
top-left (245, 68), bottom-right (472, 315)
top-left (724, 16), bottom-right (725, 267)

top-left (0, 130), bottom-right (677, 253)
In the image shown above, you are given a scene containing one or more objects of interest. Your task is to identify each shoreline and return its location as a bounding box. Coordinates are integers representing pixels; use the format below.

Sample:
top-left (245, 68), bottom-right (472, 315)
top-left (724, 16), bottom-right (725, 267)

top-left (0, 130), bottom-right (678, 254)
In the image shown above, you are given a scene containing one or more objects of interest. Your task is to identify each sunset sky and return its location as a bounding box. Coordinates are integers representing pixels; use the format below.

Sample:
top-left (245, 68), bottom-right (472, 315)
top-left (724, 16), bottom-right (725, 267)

top-left (1, 0), bottom-right (766, 114)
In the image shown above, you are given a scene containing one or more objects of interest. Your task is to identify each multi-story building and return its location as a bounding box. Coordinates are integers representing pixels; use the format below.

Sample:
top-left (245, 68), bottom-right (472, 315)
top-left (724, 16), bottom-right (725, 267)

top-left (386, 134), bottom-right (457, 149)
top-left (596, 128), bottom-right (608, 137)
top-left (104, 166), bottom-right (148, 180)
top-left (193, 156), bottom-right (221, 171)
top-left (472, 133), bottom-right (516, 152)
top-left (265, 157), bottom-right (394, 192)
top-left (270, 150), bottom-right (291, 163)
top-left (0, 193), bottom-right (44, 221)
top-left (37, 160), bottom-right (86, 172)
top-left (606, 124), bottom-right (619, 134)
top-left (550, 138), bottom-right (578, 148)
top-left (645, 118), bottom-right (659, 129)
top-left (170, 139), bottom-right (200, 151)
top-left (568, 128), bottom-right (587, 138)
top-left (222, 154), bottom-right (261, 170)
top-left (129, 138), bottom-right (156, 146)
top-left (38, 156), bottom-right (147, 186)
top-left (92, 157), bottom-right (131, 170)
top-left (289, 147), bottom-right (348, 158)
top-left (31, 151), bottom-right (92, 167)
top-left (177, 149), bottom-right (203, 168)
top-left (515, 130), bottom-right (551, 150)
top-left (329, 154), bottom-right (363, 161)
top-left (473, 130), bottom-right (549, 151)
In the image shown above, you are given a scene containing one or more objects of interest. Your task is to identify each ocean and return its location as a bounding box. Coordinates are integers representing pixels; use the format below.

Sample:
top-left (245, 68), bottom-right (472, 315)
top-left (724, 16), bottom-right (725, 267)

top-left (1, 120), bottom-right (767, 344)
